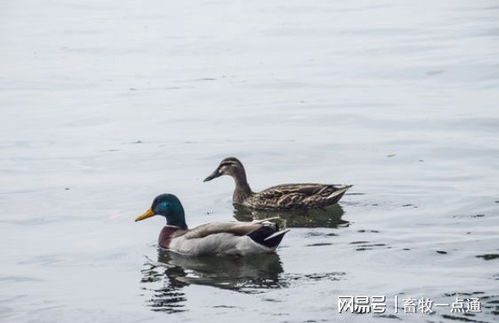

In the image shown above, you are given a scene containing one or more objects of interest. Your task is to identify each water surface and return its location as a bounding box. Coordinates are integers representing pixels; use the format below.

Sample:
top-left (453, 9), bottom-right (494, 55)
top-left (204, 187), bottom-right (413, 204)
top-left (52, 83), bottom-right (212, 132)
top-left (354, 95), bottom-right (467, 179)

top-left (1, 0), bottom-right (498, 322)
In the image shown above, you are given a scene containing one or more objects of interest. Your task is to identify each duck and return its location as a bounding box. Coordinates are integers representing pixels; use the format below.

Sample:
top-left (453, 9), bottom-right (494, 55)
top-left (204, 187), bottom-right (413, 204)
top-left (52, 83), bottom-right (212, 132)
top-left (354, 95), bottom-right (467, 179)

top-left (134, 193), bottom-right (289, 256)
top-left (204, 157), bottom-right (352, 210)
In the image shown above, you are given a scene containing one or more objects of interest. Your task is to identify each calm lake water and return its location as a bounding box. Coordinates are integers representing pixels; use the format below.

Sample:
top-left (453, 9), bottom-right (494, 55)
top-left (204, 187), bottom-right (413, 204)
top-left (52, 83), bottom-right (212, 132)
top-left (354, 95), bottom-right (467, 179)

top-left (1, 0), bottom-right (498, 322)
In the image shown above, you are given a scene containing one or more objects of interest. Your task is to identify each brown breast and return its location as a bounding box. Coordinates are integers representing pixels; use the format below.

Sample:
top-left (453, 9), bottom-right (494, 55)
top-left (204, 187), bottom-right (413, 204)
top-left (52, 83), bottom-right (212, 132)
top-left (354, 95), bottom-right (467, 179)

top-left (158, 226), bottom-right (181, 249)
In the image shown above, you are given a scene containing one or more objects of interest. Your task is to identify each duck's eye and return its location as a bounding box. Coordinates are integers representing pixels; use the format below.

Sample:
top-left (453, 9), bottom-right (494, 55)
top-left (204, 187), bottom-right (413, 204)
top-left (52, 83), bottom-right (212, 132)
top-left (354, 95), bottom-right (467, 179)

top-left (156, 201), bottom-right (170, 212)
top-left (220, 162), bottom-right (235, 169)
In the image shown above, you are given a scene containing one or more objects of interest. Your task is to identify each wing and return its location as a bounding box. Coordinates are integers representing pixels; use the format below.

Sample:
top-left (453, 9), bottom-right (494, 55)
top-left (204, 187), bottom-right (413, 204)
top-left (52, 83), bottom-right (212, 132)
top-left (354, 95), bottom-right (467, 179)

top-left (250, 183), bottom-right (351, 209)
top-left (182, 221), bottom-right (262, 240)
top-left (169, 221), bottom-right (287, 256)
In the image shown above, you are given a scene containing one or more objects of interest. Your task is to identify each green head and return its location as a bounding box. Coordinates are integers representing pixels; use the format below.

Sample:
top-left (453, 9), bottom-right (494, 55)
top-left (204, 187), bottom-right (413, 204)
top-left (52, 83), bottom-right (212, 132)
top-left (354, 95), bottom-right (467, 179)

top-left (135, 193), bottom-right (187, 229)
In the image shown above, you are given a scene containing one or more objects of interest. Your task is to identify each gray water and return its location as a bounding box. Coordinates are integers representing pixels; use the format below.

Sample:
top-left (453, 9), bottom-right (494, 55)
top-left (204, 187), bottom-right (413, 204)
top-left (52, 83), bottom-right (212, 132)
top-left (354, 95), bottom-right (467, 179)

top-left (1, 0), bottom-right (498, 322)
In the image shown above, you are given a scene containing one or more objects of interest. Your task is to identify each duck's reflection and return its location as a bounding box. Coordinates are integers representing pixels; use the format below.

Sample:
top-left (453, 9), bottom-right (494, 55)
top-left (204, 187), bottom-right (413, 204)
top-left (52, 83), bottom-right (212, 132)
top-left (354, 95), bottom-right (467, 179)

top-left (140, 249), bottom-right (285, 312)
top-left (233, 204), bottom-right (348, 228)
top-left (140, 258), bottom-right (188, 313)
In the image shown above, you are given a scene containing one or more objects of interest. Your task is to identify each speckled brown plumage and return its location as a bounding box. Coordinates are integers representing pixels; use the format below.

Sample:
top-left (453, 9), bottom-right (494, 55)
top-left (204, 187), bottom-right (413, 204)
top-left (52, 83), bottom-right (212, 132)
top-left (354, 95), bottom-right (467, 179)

top-left (204, 157), bottom-right (352, 210)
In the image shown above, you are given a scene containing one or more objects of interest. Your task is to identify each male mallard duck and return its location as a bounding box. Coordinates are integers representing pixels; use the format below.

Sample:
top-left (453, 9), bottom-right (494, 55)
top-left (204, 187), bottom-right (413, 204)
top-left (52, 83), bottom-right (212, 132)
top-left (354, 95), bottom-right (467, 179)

top-left (135, 193), bottom-right (289, 256)
top-left (204, 157), bottom-right (352, 210)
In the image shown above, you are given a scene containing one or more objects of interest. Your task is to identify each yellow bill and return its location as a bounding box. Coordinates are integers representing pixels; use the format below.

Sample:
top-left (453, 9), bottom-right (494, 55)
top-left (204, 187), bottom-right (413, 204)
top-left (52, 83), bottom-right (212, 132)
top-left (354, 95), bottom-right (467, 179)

top-left (135, 208), bottom-right (155, 222)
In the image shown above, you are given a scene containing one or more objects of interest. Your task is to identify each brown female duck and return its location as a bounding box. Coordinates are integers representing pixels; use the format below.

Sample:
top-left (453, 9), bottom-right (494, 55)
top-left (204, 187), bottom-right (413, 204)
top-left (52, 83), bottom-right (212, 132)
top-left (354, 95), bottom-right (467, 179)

top-left (204, 157), bottom-right (352, 210)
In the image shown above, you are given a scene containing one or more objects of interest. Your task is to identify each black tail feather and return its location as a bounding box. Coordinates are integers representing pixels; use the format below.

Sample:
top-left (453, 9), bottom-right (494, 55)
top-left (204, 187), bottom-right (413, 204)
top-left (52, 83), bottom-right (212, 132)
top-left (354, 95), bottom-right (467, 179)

top-left (248, 226), bottom-right (288, 248)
